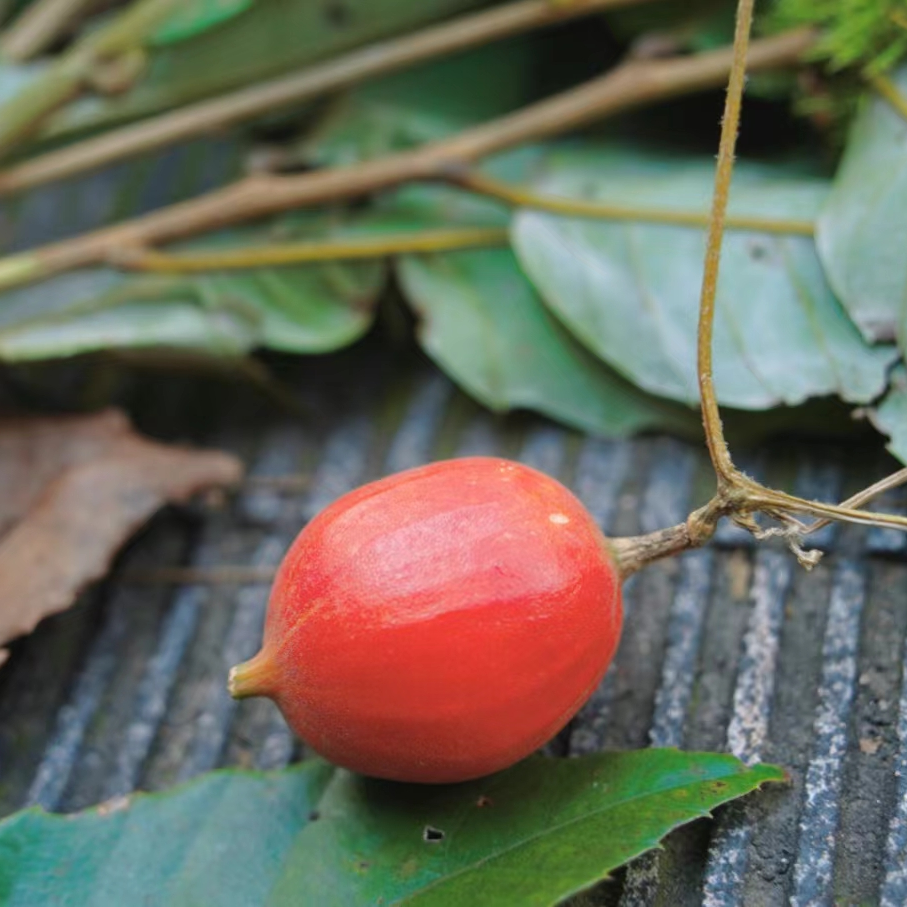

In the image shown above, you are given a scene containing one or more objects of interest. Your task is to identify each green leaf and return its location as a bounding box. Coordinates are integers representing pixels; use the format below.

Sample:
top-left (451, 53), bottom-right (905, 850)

top-left (0, 751), bottom-right (784, 907)
top-left (816, 65), bottom-right (907, 345)
top-left (0, 275), bottom-right (258, 359)
top-left (511, 146), bottom-right (897, 410)
top-left (0, 217), bottom-right (384, 361)
top-left (44, 0), bottom-right (495, 139)
top-left (0, 760), bottom-right (335, 907)
top-left (398, 247), bottom-right (700, 438)
top-left (769, 0), bottom-right (907, 74)
top-left (305, 37), bottom-right (534, 166)
top-left (870, 365), bottom-right (907, 464)
top-left (0, 122), bottom-right (380, 362)
top-left (151, 0), bottom-right (254, 47)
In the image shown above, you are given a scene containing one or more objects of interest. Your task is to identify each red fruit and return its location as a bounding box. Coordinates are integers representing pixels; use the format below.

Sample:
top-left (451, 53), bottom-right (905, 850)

top-left (229, 456), bottom-right (623, 783)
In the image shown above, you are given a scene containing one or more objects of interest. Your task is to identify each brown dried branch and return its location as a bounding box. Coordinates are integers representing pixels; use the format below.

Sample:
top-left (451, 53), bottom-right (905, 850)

top-left (0, 0), bottom-right (652, 196)
top-left (0, 27), bottom-right (815, 294)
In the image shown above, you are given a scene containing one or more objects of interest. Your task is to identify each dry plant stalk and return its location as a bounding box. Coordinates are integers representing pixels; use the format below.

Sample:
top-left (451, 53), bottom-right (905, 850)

top-left (0, 27), bottom-right (815, 294)
top-left (0, 0), bottom-right (653, 196)
top-left (0, 0), bottom-right (101, 62)
top-left (612, 0), bottom-right (907, 577)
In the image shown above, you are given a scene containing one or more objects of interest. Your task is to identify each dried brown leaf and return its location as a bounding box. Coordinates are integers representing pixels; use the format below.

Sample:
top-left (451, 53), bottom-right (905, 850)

top-left (0, 409), bottom-right (242, 664)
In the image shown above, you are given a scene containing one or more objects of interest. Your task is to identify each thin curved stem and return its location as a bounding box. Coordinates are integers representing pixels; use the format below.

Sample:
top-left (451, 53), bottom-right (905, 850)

top-left (695, 0), bottom-right (756, 485)
top-left (746, 485), bottom-right (907, 533)
top-left (451, 170), bottom-right (816, 234)
top-left (116, 227), bottom-right (509, 271)
top-left (596, 0), bottom-right (907, 577)
top-left (800, 467), bottom-right (907, 536)
top-left (115, 187), bottom-right (816, 276)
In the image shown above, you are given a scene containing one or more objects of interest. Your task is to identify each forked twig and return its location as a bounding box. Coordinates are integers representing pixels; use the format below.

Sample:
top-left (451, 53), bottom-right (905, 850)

top-left (613, 0), bottom-right (907, 577)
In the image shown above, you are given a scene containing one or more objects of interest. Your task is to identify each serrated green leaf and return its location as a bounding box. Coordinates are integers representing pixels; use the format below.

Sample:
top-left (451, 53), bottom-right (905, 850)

top-left (398, 247), bottom-right (699, 438)
top-left (151, 0), bottom-right (254, 47)
top-left (0, 751), bottom-right (784, 907)
top-left (511, 146), bottom-right (897, 411)
top-left (44, 0), bottom-right (494, 139)
top-left (816, 65), bottom-right (907, 345)
top-left (305, 38), bottom-right (534, 167)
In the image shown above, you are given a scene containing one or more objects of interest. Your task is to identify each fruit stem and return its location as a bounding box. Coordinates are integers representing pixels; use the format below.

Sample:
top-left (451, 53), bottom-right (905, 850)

top-left (228, 652), bottom-right (276, 700)
top-left (663, 0), bottom-right (907, 571)
top-left (608, 0), bottom-right (757, 581)
top-left (611, 498), bottom-right (726, 578)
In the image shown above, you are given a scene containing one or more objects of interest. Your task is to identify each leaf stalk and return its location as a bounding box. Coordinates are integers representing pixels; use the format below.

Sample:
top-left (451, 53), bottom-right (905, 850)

top-left (115, 228), bottom-right (509, 272)
top-left (451, 170), bottom-right (816, 234)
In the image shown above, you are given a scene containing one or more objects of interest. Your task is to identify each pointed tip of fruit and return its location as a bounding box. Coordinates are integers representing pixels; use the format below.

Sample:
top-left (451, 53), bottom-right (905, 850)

top-left (226, 664), bottom-right (245, 699)
top-left (227, 651), bottom-right (274, 700)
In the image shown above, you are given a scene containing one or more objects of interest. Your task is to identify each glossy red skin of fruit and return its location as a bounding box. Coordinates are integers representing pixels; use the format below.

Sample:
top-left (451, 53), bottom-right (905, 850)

top-left (244, 456), bottom-right (623, 784)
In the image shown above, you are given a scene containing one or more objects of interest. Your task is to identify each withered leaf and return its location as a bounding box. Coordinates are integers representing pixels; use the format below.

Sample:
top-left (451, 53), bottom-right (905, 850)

top-left (0, 409), bottom-right (242, 664)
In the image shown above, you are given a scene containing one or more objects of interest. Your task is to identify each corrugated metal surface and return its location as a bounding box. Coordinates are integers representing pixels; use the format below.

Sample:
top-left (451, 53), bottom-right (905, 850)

top-left (1, 349), bottom-right (906, 905)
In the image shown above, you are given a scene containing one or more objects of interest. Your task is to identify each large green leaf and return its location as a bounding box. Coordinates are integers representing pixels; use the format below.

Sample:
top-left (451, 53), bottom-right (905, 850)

top-left (0, 750), bottom-right (783, 907)
top-left (398, 247), bottom-right (700, 438)
top-left (44, 0), bottom-right (494, 139)
top-left (0, 274), bottom-right (256, 359)
top-left (305, 38), bottom-right (534, 167)
top-left (511, 147), bottom-right (898, 410)
top-left (0, 760), bottom-right (334, 907)
top-left (0, 217), bottom-right (384, 361)
top-left (816, 65), bottom-right (907, 345)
